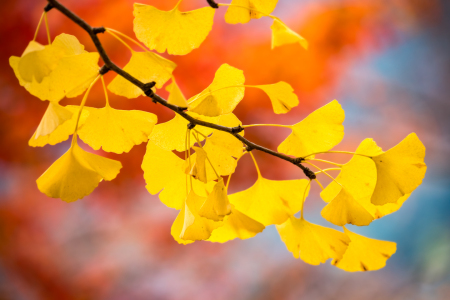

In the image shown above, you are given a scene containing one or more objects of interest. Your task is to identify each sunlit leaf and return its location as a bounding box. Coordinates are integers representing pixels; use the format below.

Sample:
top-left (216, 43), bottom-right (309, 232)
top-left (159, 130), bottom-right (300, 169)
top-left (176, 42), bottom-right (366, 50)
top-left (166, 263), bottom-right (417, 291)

top-left (271, 17), bottom-right (308, 49)
top-left (225, 0), bottom-right (278, 24)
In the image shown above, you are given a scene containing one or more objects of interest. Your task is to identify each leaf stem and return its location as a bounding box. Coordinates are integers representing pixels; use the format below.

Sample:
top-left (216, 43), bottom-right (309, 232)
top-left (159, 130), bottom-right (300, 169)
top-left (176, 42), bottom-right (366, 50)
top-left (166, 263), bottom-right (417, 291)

top-left (304, 161), bottom-right (342, 187)
top-left (100, 76), bottom-right (110, 107)
top-left (106, 28), bottom-right (148, 52)
top-left (193, 131), bottom-right (220, 180)
top-left (72, 75), bottom-right (101, 146)
top-left (106, 30), bottom-right (134, 53)
top-left (249, 151), bottom-right (262, 178)
top-left (242, 124), bottom-right (291, 129)
top-left (306, 158), bottom-right (343, 167)
top-left (304, 151), bottom-right (372, 159)
top-left (314, 178), bottom-right (324, 190)
top-left (314, 168), bottom-right (341, 175)
top-left (33, 12), bottom-right (45, 42)
top-left (44, 12), bottom-right (52, 44)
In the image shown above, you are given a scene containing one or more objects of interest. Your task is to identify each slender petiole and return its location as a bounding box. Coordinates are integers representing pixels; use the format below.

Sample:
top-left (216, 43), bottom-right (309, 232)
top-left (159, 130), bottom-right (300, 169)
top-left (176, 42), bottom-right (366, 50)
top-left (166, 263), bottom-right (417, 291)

top-left (314, 178), bottom-right (325, 191)
top-left (314, 168), bottom-right (341, 175)
top-left (100, 76), bottom-right (110, 106)
top-left (106, 30), bottom-right (134, 52)
top-left (306, 158), bottom-right (343, 167)
top-left (106, 28), bottom-right (148, 52)
top-left (33, 12), bottom-right (45, 42)
top-left (304, 151), bottom-right (372, 159)
top-left (249, 151), bottom-right (262, 178)
top-left (242, 124), bottom-right (291, 129)
top-left (300, 180), bottom-right (311, 220)
top-left (193, 131), bottom-right (220, 180)
top-left (44, 12), bottom-right (51, 44)
top-left (304, 161), bottom-right (342, 187)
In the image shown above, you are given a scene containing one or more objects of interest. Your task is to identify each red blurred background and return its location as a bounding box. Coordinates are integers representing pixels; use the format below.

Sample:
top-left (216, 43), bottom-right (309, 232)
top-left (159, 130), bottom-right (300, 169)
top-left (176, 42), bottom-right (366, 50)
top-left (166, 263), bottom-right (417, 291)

top-left (1, 0), bottom-right (449, 299)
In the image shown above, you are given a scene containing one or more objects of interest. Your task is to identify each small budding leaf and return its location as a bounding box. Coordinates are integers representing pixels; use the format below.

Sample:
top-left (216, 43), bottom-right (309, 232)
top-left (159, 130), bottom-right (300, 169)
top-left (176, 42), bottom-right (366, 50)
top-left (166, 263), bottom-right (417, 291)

top-left (271, 17), bottom-right (308, 50)
top-left (166, 79), bottom-right (188, 107)
top-left (254, 81), bottom-right (299, 114)
top-left (224, 0), bottom-right (278, 24)
top-left (149, 112), bottom-right (218, 152)
top-left (142, 141), bottom-right (213, 210)
top-left (29, 104), bottom-right (89, 147)
top-left (77, 105), bottom-right (157, 154)
top-left (133, 2), bottom-right (215, 55)
top-left (332, 227), bottom-right (397, 272)
top-left (369, 133), bottom-right (427, 205)
top-left (278, 100), bottom-right (345, 158)
top-left (188, 64), bottom-right (245, 117)
top-left (171, 190), bottom-right (223, 244)
top-left (208, 207), bottom-right (265, 243)
top-left (36, 139), bottom-right (122, 202)
top-left (108, 51), bottom-right (176, 99)
top-left (229, 178), bottom-right (310, 226)
top-left (10, 34), bottom-right (100, 102)
top-left (276, 217), bottom-right (350, 265)
top-left (198, 178), bottom-right (232, 221)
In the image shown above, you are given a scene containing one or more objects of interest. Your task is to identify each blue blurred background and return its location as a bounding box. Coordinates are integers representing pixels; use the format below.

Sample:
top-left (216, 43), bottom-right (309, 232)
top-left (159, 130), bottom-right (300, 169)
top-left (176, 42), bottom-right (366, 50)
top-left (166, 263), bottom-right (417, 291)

top-left (0, 0), bottom-right (449, 299)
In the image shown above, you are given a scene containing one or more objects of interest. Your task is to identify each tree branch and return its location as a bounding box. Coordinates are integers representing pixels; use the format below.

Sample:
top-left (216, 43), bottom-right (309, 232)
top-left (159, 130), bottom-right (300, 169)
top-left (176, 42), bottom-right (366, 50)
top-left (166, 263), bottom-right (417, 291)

top-left (45, 0), bottom-right (314, 179)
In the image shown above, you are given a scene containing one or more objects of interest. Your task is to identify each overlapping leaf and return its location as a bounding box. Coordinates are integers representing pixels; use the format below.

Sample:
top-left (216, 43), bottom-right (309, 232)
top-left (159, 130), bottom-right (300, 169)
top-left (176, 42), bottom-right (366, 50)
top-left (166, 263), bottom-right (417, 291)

top-left (253, 81), bottom-right (299, 114)
top-left (271, 17), bottom-right (308, 50)
top-left (225, 0), bottom-right (278, 24)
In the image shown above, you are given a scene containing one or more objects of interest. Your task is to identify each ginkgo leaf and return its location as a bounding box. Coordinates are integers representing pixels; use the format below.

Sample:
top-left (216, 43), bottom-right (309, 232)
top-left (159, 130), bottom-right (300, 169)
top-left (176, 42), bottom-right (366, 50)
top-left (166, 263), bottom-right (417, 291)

top-left (374, 193), bottom-right (410, 218)
top-left (149, 112), bottom-right (218, 152)
top-left (202, 113), bottom-right (244, 176)
top-left (276, 217), bottom-right (350, 265)
top-left (10, 34), bottom-right (100, 102)
top-left (142, 141), bottom-right (213, 209)
top-left (224, 0), bottom-right (278, 24)
top-left (369, 133), bottom-right (427, 205)
top-left (271, 17), bottom-right (308, 50)
top-left (29, 104), bottom-right (89, 147)
top-left (133, 2), bottom-right (215, 55)
top-left (171, 190), bottom-right (223, 244)
top-left (166, 79), bottom-right (188, 107)
top-left (229, 178), bottom-right (310, 226)
top-left (188, 64), bottom-right (245, 117)
top-left (77, 105), bottom-right (157, 154)
top-left (108, 51), bottom-right (176, 99)
top-left (253, 81), bottom-right (299, 114)
top-left (278, 100), bottom-right (345, 157)
top-left (332, 227), bottom-right (396, 272)
top-left (207, 207), bottom-right (265, 243)
top-left (36, 140), bottom-right (122, 202)
top-left (198, 178), bottom-right (232, 221)
top-left (321, 188), bottom-right (375, 226)
top-left (186, 146), bottom-right (210, 183)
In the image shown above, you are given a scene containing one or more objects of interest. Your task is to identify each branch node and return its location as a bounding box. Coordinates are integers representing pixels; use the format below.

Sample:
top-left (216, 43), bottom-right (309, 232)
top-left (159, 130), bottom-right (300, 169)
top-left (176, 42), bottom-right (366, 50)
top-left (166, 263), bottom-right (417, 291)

top-left (292, 157), bottom-right (304, 165)
top-left (231, 125), bottom-right (244, 134)
top-left (176, 106), bottom-right (188, 112)
top-left (99, 65), bottom-right (110, 75)
top-left (142, 81), bottom-right (156, 98)
top-left (206, 0), bottom-right (219, 9)
top-left (187, 123), bottom-right (196, 130)
top-left (93, 27), bottom-right (106, 34)
top-left (245, 145), bottom-right (254, 152)
top-left (298, 164), bottom-right (316, 180)
top-left (44, 3), bottom-right (54, 12)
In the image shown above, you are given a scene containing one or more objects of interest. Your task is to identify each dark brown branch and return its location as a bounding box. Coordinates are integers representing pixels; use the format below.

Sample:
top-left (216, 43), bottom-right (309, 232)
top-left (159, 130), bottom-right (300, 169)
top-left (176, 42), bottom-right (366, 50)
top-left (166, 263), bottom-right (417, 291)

top-left (46, 0), bottom-right (312, 178)
top-left (206, 0), bottom-right (219, 9)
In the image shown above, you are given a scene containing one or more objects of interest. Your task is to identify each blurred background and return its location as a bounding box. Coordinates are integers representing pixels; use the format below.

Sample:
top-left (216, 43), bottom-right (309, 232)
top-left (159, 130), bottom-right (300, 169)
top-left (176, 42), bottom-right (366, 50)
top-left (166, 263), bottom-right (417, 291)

top-left (1, 0), bottom-right (449, 299)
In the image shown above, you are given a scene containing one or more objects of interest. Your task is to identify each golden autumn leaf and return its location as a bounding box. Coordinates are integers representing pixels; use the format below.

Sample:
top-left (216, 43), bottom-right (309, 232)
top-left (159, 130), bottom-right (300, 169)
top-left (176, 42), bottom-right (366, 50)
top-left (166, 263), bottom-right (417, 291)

top-left (225, 0), bottom-right (278, 24)
top-left (133, 2), bottom-right (215, 55)
top-left (277, 217), bottom-right (350, 265)
top-left (278, 100), bottom-right (345, 157)
top-left (166, 79), bottom-right (188, 107)
top-left (108, 51), bottom-right (176, 98)
top-left (198, 178), bottom-right (232, 221)
top-left (332, 227), bottom-right (396, 272)
top-left (271, 17), bottom-right (308, 50)
top-left (36, 139), bottom-right (122, 202)
top-left (253, 81), bottom-right (299, 114)
top-left (188, 64), bottom-right (245, 117)
top-left (77, 105), bottom-right (157, 154)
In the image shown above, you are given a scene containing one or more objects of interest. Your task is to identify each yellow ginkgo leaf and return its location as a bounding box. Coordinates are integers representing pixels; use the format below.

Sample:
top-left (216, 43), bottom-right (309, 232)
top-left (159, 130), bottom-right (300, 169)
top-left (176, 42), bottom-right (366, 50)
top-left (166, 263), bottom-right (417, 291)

top-left (207, 207), bottom-right (265, 243)
top-left (149, 112), bottom-right (218, 152)
top-left (18, 42), bottom-right (62, 83)
top-left (276, 217), bottom-right (350, 265)
top-left (142, 141), bottom-right (213, 209)
top-left (332, 227), bottom-right (397, 272)
top-left (224, 0), bottom-right (278, 24)
top-left (271, 17), bottom-right (308, 50)
top-left (133, 2), bottom-right (215, 55)
top-left (229, 178), bottom-right (310, 226)
top-left (36, 139), bottom-right (122, 202)
top-left (186, 146), bottom-right (210, 183)
top-left (171, 190), bottom-right (223, 244)
top-left (77, 105), bottom-right (157, 154)
top-left (29, 104), bottom-right (89, 147)
top-left (374, 193), bottom-right (410, 218)
top-left (278, 100), bottom-right (345, 158)
top-left (254, 81), bottom-right (299, 114)
top-left (108, 51), bottom-right (176, 99)
top-left (188, 64), bottom-right (245, 117)
top-left (370, 133), bottom-right (426, 205)
top-left (166, 79), bottom-right (188, 107)
top-left (199, 178), bottom-right (232, 221)
top-left (10, 34), bottom-right (100, 102)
